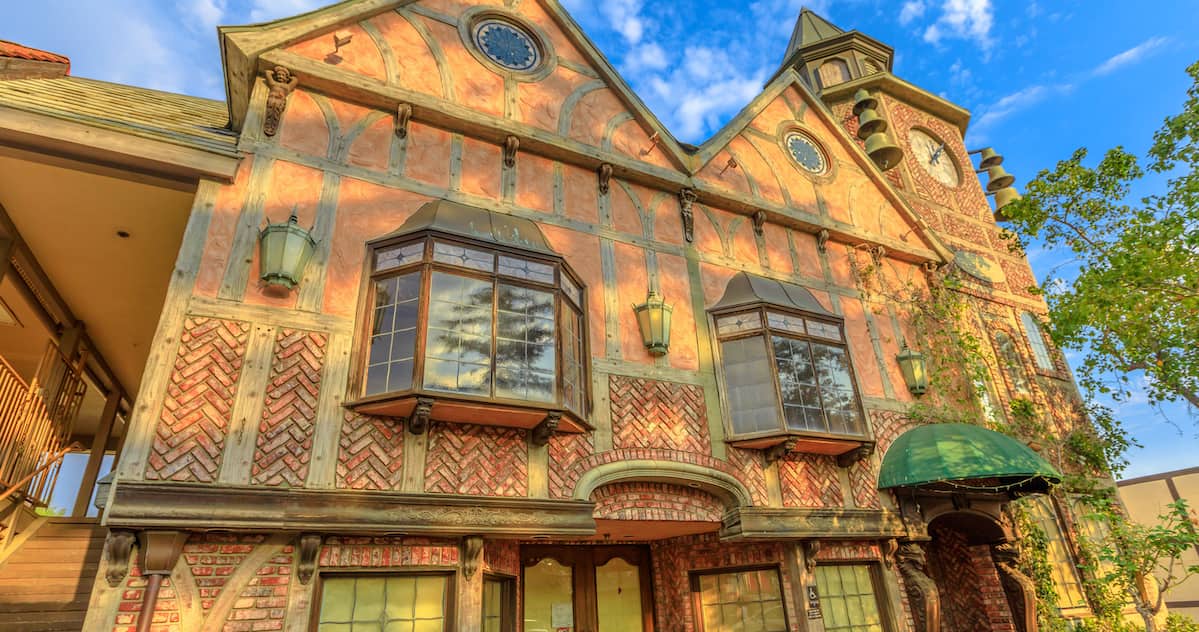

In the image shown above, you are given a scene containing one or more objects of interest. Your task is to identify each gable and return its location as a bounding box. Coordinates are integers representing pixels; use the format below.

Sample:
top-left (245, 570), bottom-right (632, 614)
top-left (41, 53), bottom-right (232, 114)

top-left (690, 73), bottom-right (946, 256)
top-left (227, 0), bottom-right (689, 173)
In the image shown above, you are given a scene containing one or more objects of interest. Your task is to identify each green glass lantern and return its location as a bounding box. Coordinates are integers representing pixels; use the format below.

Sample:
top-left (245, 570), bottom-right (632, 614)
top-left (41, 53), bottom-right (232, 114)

top-left (258, 208), bottom-right (316, 290)
top-left (896, 342), bottom-right (928, 396)
top-left (633, 290), bottom-right (673, 356)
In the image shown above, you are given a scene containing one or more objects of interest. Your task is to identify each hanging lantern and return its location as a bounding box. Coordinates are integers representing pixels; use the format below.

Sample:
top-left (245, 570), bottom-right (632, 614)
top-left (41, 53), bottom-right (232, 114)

top-left (896, 342), bottom-right (928, 396)
top-left (633, 290), bottom-right (673, 356)
top-left (258, 208), bottom-right (317, 290)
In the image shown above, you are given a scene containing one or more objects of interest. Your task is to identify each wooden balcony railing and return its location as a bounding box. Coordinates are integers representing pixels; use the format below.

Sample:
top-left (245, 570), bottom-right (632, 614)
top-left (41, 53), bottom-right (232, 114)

top-left (0, 344), bottom-right (86, 507)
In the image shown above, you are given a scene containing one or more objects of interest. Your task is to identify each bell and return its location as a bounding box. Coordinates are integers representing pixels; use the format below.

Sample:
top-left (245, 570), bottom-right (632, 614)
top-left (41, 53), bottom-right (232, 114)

top-left (856, 108), bottom-right (888, 139)
top-left (864, 132), bottom-right (903, 171)
top-left (992, 186), bottom-right (1022, 221)
top-left (852, 88), bottom-right (878, 115)
top-left (984, 165), bottom-right (1016, 192)
top-left (978, 147), bottom-right (1004, 169)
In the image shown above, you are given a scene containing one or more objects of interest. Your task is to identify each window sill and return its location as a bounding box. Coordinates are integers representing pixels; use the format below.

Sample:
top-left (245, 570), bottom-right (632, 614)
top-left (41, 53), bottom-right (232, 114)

top-left (345, 391), bottom-right (591, 439)
top-left (727, 430), bottom-right (874, 465)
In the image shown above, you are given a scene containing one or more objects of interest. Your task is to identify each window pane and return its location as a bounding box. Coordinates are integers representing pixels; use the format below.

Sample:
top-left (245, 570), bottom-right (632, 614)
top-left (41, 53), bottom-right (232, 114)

top-left (596, 557), bottom-right (644, 632)
top-left (806, 320), bottom-right (842, 341)
top-left (424, 272), bottom-right (493, 396)
top-left (716, 311), bottom-right (762, 335)
top-left (695, 569), bottom-right (787, 632)
top-left (814, 565), bottom-right (884, 632)
top-left (483, 578), bottom-right (510, 632)
top-left (498, 255), bottom-right (555, 284)
top-left (317, 575), bottom-right (447, 632)
top-left (811, 343), bottom-right (865, 436)
top-left (773, 336), bottom-right (824, 433)
top-left (366, 272), bottom-right (421, 395)
top-left (766, 311), bottom-right (806, 335)
top-left (495, 284), bottom-right (556, 402)
top-left (1021, 312), bottom-right (1055, 370)
top-left (995, 332), bottom-right (1032, 395)
top-left (1024, 498), bottom-right (1088, 608)
top-left (523, 558), bottom-right (573, 632)
top-left (720, 336), bottom-right (780, 435)
top-left (375, 242), bottom-right (425, 272)
top-left (561, 273), bottom-right (582, 307)
top-left (560, 308), bottom-right (586, 415)
top-left (433, 241), bottom-right (494, 271)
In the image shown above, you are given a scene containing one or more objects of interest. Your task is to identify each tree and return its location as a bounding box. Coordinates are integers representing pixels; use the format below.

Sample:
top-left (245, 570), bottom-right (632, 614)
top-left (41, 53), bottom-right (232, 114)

top-left (1001, 61), bottom-right (1199, 413)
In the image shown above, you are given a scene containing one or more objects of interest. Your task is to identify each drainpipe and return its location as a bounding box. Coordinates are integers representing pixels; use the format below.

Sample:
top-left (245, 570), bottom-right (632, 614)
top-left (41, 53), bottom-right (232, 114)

top-left (135, 530), bottom-right (190, 632)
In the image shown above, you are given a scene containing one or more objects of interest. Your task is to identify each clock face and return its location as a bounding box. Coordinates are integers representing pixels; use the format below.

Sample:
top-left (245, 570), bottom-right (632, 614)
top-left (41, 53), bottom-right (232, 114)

top-left (909, 129), bottom-right (960, 187)
top-left (785, 132), bottom-right (828, 174)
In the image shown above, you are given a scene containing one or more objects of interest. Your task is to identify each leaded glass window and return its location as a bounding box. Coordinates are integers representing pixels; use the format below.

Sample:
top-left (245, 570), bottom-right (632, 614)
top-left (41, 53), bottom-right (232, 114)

top-left (693, 567), bottom-right (788, 632)
top-left (994, 331), bottom-right (1032, 396)
top-left (472, 18), bottom-right (542, 72)
top-left (1025, 497), bottom-right (1088, 609)
top-left (317, 574), bottom-right (450, 632)
top-left (362, 234), bottom-right (588, 420)
top-left (815, 564), bottom-right (885, 632)
top-left (716, 307), bottom-right (867, 439)
top-left (482, 576), bottom-right (514, 632)
top-left (1021, 312), bottom-right (1055, 370)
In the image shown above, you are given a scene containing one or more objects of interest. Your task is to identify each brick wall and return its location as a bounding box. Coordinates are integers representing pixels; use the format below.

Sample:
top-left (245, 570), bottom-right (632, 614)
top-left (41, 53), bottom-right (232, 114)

top-left (591, 481), bottom-right (725, 522)
top-left (927, 523), bottom-right (1015, 632)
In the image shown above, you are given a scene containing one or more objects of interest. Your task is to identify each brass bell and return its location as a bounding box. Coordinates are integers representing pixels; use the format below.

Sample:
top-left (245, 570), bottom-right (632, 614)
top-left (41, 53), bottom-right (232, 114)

top-left (984, 165), bottom-right (1016, 192)
top-left (864, 132), bottom-right (903, 171)
top-left (856, 108), bottom-right (888, 139)
top-left (992, 186), bottom-right (1021, 221)
top-left (852, 89), bottom-right (879, 115)
top-left (978, 147), bottom-right (1004, 169)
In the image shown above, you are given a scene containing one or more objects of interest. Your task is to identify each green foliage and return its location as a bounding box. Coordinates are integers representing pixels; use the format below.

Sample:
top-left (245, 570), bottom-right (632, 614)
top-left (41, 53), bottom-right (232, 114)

top-left (1000, 60), bottom-right (1199, 413)
top-left (1166, 614), bottom-right (1199, 632)
top-left (1013, 503), bottom-right (1073, 632)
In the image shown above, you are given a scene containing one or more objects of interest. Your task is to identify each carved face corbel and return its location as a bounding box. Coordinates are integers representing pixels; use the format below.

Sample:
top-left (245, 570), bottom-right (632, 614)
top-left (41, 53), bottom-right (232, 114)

top-left (504, 135), bottom-right (520, 169)
top-left (407, 397), bottom-right (435, 435)
top-left (531, 411), bottom-right (561, 447)
top-left (801, 540), bottom-right (821, 572)
top-left (461, 535), bottom-right (484, 579)
top-left (678, 188), bottom-right (697, 243)
top-left (598, 163), bottom-right (613, 195)
top-left (395, 103), bottom-right (413, 138)
top-left (104, 529), bottom-right (137, 587)
top-left (298, 534), bottom-right (322, 585)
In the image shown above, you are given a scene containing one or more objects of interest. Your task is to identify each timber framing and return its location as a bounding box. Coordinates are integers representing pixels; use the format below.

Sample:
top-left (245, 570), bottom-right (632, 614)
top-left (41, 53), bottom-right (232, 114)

top-left (108, 480), bottom-right (599, 536)
top-left (721, 507), bottom-right (907, 540)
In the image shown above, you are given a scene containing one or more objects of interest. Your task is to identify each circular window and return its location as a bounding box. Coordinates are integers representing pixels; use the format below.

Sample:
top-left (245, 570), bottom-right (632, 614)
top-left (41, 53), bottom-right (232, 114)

top-left (472, 18), bottom-right (542, 72)
top-left (784, 131), bottom-right (828, 174)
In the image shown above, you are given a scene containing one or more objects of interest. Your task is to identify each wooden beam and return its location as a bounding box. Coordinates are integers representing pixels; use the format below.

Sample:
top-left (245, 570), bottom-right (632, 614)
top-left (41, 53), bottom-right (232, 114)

top-left (72, 387), bottom-right (122, 517)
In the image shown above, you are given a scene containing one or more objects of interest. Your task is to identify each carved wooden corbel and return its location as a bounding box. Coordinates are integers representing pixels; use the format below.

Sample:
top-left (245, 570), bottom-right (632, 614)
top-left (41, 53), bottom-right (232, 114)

top-left (298, 534), bottom-right (322, 585)
top-left (896, 542), bottom-right (940, 632)
top-left (598, 163), bottom-right (613, 195)
top-left (870, 245), bottom-right (887, 266)
top-left (751, 210), bottom-right (766, 236)
top-left (461, 535), bottom-right (484, 579)
top-left (816, 229), bottom-right (830, 253)
top-left (395, 103), bottom-right (413, 138)
top-left (262, 66), bottom-right (299, 137)
top-left (406, 397), bottom-right (435, 435)
top-left (764, 437), bottom-right (797, 464)
top-left (678, 188), bottom-right (697, 243)
top-left (104, 529), bottom-right (137, 587)
top-left (801, 540), bottom-right (821, 572)
top-left (531, 411), bottom-right (561, 447)
top-left (992, 541), bottom-right (1037, 632)
top-left (881, 538), bottom-right (898, 569)
top-left (504, 135), bottom-right (520, 168)
top-left (835, 443), bottom-right (875, 468)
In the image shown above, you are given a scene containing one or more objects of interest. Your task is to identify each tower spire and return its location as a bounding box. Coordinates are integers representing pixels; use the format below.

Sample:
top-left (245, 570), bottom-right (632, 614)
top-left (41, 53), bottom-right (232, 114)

top-left (783, 7), bottom-right (845, 61)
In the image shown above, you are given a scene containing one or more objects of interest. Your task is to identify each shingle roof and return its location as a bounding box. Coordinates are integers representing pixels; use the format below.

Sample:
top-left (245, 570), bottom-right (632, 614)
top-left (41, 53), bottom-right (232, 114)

top-left (0, 75), bottom-right (237, 156)
top-left (0, 40), bottom-right (70, 68)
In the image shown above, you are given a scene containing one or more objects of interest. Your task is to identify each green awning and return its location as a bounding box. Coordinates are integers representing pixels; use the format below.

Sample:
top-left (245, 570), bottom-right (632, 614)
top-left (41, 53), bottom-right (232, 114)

top-left (878, 423), bottom-right (1061, 493)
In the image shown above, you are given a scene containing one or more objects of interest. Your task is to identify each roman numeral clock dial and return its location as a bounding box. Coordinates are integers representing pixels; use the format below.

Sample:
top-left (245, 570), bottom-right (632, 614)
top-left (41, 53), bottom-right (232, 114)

top-left (909, 128), bottom-right (960, 187)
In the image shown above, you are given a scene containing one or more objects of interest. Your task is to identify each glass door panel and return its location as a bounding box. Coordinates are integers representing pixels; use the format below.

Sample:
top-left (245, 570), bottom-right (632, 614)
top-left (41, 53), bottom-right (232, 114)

top-left (524, 558), bottom-right (574, 632)
top-left (596, 557), bottom-right (644, 632)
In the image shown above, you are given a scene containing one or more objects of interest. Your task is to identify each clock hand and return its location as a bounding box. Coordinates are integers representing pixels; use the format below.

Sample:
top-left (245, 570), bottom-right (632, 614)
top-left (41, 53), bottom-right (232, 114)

top-left (930, 143), bottom-right (945, 165)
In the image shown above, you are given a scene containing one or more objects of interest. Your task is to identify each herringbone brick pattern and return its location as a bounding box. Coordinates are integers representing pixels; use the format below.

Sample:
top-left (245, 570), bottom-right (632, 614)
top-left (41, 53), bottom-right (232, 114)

top-left (928, 524), bottom-right (995, 632)
top-left (848, 456), bottom-right (882, 509)
top-left (146, 317), bottom-right (250, 482)
top-left (778, 454), bottom-right (842, 507)
top-left (609, 375), bottom-right (711, 454)
top-left (424, 423), bottom-right (528, 496)
top-left (337, 412), bottom-right (404, 490)
top-left (547, 432), bottom-right (592, 498)
top-left (726, 446), bottom-right (769, 505)
top-left (872, 408), bottom-right (917, 456)
top-left (252, 329), bottom-right (327, 487)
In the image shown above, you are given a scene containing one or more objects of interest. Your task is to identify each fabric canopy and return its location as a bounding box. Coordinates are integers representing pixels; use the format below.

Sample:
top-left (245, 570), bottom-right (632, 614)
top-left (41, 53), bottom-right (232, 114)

top-left (877, 423), bottom-right (1062, 492)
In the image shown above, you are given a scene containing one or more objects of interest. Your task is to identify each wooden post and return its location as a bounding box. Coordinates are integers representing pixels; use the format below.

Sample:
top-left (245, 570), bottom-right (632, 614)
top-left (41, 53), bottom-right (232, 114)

top-left (72, 388), bottom-right (122, 517)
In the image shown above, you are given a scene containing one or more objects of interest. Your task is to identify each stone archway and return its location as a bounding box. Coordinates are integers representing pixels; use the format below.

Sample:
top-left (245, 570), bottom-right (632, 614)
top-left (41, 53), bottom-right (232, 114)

top-left (924, 512), bottom-right (1014, 632)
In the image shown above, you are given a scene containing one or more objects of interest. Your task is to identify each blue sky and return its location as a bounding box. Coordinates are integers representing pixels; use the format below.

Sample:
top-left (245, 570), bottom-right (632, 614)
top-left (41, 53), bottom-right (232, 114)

top-left (7, 0), bottom-right (1198, 480)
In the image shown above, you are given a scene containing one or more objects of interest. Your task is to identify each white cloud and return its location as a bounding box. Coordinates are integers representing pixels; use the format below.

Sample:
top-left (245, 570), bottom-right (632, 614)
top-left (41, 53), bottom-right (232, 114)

top-left (899, 1), bottom-right (926, 26)
top-left (599, 0), bottom-right (648, 45)
top-left (623, 42), bottom-right (669, 73)
top-left (922, 0), bottom-right (994, 51)
top-left (180, 0), bottom-right (226, 31)
top-left (967, 83), bottom-right (1073, 144)
top-left (247, 0), bottom-right (325, 23)
top-left (1092, 36), bottom-right (1171, 76)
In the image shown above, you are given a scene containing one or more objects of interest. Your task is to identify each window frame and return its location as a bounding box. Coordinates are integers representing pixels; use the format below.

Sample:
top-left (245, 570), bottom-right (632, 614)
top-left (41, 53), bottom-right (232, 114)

top-left (482, 573), bottom-right (516, 632)
top-left (1020, 312), bottom-right (1057, 373)
top-left (992, 330), bottom-right (1033, 397)
top-left (1024, 496), bottom-right (1090, 616)
top-left (711, 303), bottom-right (870, 447)
top-left (310, 569), bottom-right (457, 632)
top-left (347, 229), bottom-right (592, 431)
top-left (812, 562), bottom-right (891, 632)
top-left (689, 564), bottom-right (791, 632)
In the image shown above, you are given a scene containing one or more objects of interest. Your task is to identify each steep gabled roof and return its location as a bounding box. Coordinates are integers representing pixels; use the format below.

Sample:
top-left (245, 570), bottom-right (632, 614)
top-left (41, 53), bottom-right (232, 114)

top-left (783, 8), bottom-right (844, 60)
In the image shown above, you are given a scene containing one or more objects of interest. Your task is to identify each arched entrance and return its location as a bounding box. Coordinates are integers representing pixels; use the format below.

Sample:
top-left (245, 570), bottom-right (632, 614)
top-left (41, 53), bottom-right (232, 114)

top-left (925, 512), bottom-right (1013, 632)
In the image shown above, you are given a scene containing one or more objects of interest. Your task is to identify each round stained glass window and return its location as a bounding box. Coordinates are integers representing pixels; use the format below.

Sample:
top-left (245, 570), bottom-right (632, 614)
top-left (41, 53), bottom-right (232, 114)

top-left (784, 131), bottom-right (828, 174)
top-left (472, 18), bottom-right (542, 72)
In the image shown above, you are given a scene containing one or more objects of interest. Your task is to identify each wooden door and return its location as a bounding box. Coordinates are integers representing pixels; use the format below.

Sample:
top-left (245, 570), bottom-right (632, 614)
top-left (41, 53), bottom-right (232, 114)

top-left (521, 545), bottom-right (655, 632)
